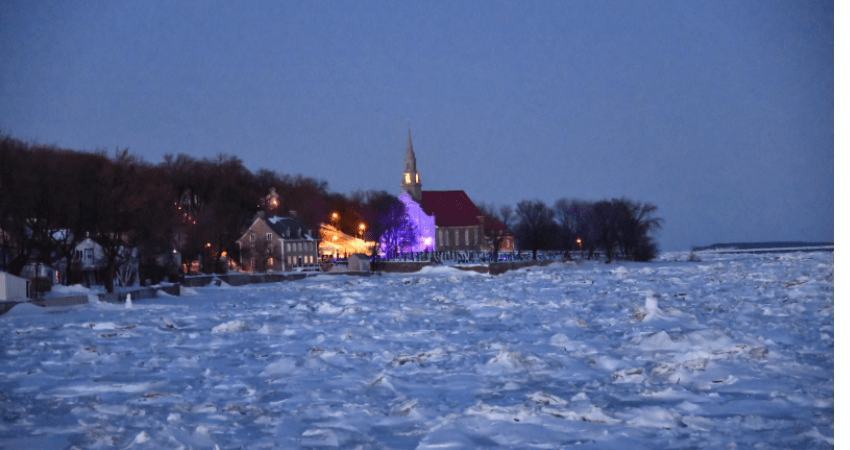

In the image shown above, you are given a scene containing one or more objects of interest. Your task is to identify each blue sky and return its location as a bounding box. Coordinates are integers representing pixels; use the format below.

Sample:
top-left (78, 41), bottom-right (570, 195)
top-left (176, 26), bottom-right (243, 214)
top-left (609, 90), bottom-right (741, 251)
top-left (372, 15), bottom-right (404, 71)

top-left (1, 1), bottom-right (834, 251)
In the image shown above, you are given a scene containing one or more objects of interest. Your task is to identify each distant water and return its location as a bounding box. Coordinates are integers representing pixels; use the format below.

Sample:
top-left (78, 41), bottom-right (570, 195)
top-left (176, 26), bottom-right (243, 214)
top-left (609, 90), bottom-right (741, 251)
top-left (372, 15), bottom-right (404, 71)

top-left (693, 241), bottom-right (833, 254)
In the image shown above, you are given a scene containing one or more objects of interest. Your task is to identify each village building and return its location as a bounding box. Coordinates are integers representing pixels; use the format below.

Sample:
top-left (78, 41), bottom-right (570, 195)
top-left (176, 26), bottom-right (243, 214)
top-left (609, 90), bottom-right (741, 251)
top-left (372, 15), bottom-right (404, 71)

top-left (398, 132), bottom-right (514, 254)
top-left (72, 236), bottom-right (107, 286)
top-left (236, 212), bottom-right (319, 272)
top-left (347, 253), bottom-right (371, 272)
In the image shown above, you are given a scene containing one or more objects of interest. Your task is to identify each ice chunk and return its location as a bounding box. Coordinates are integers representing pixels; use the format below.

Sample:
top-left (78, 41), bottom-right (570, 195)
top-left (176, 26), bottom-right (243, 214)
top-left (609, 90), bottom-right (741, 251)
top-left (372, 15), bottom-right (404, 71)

top-left (212, 320), bottom-right (249, 333)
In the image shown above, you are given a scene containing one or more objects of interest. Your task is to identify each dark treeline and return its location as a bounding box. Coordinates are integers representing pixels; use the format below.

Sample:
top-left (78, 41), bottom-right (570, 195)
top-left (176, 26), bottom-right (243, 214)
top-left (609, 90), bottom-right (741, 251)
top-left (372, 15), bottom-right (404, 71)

top-left (1, 136), bottom-right (664, 293)
top-left (0, 136), bottom-right (400, 291)
top-left (480, 198), bottom-right (662, 263)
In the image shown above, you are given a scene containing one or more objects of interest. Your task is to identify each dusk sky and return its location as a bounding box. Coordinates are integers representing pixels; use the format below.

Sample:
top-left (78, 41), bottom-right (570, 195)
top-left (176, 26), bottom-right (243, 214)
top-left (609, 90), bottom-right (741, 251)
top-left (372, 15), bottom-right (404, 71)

top-left (1, 1), bottom-right (834, 251)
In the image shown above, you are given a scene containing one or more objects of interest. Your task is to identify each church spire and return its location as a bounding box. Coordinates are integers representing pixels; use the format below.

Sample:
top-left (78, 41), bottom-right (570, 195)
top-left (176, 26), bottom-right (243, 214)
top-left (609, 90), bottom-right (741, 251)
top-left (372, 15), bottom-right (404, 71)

top-left (401, 130), bottom-right (422, 202)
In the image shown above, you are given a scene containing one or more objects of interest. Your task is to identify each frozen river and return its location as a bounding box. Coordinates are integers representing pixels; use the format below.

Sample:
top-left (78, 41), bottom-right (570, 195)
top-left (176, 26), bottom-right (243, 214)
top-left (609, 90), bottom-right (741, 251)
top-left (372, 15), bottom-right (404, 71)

top-left (0, 251), bottom-right (833, 449)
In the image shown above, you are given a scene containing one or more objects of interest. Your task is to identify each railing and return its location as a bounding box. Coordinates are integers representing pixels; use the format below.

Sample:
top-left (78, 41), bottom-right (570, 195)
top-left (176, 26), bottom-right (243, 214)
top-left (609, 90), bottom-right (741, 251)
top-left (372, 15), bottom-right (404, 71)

top-left (377, 250), bottom-right (573, 264)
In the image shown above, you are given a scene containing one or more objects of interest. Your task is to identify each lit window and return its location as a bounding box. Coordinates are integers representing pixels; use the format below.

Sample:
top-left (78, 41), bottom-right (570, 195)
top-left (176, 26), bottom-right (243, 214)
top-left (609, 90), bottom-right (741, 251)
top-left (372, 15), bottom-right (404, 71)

top-left (415, 173), bottom-right (419, 183)
top-left (404, 173), bottom-right (411, 184)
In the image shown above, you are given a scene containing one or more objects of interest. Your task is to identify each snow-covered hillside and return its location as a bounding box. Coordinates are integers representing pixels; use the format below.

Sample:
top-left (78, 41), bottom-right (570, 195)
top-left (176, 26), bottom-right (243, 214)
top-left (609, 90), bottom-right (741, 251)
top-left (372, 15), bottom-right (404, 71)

top-left (0, 251), bottom-right (833, 449)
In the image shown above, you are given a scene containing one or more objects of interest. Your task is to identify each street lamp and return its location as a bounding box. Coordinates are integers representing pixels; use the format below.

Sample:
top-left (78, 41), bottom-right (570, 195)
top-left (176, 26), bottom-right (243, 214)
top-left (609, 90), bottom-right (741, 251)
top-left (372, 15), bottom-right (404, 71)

top-left (576, 238), bottom-right (582, 258)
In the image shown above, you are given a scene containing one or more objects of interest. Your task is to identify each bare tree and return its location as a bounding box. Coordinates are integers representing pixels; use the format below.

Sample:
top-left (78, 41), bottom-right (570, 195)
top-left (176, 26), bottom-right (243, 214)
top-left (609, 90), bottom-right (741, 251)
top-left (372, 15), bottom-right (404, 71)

top-left (477, 203), bottom-right (513, 262)
top-left (553, 198), bottom-right (581, 259)
top-left (514, 200), bottom-right (556, 260)
top-left (611, 198), bottom-right (662, 262)
top-left (0, 136), bottom-right (39, 275)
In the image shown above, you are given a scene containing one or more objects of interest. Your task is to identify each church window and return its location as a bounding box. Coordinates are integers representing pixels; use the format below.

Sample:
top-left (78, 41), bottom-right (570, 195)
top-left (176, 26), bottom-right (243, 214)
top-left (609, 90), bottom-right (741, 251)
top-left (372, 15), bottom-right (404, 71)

top-left (249, 233), bottom-right (255, 242)
top-left (404, 173), bottom-right (411, 184)
top-left (415, 173), bottom-right (419, 183)
top-left (266, 233), bottom-right (272, 240)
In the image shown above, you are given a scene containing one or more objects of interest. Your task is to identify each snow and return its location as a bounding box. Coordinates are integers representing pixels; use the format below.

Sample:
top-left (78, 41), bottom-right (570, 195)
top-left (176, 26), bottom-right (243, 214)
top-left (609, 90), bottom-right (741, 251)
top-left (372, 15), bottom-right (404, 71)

top-left (0, 251), bottom-right (833, 449)
top-left (45, 283), bottom-right (100, 297)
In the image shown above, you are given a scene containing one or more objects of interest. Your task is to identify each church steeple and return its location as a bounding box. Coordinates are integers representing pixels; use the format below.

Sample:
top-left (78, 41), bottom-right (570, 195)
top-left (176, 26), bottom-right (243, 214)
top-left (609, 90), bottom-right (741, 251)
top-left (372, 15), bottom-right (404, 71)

top-left (401, 130), bottom-right (422, 202)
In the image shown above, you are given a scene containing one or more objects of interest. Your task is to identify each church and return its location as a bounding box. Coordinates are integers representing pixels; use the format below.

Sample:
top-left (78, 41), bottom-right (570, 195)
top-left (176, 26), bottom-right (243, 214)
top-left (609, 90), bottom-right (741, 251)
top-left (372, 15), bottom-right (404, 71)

top-left (397, 132), bottom-right (513, 254)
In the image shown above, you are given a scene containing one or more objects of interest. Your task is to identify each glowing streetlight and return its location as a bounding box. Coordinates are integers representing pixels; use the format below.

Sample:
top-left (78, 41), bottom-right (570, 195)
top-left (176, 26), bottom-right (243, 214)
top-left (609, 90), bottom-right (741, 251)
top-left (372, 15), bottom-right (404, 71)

top-left (576, 238), bottom-right (582, 250)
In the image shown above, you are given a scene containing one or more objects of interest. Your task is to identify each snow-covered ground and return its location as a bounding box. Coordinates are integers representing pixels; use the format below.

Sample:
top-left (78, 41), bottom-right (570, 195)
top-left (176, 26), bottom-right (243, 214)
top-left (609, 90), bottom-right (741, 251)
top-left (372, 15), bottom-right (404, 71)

top-left (0, 251), bottom-right (833, 449)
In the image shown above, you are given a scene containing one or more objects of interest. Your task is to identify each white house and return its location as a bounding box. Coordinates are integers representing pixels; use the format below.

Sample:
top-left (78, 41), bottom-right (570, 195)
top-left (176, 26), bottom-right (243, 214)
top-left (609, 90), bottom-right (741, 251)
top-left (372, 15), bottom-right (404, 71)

top-left (73, 237), bottom-right (107, 286)
top-left (74, 237), bottom-right (106, 271)
top-left (347, 253), bottom-right (371, 273)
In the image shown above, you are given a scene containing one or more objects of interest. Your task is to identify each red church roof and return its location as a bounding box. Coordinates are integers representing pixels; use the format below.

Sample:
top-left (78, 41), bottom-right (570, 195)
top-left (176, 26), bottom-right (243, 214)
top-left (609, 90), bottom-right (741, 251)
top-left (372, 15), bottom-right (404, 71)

top-left (420, 190), bottom-right (484, 227)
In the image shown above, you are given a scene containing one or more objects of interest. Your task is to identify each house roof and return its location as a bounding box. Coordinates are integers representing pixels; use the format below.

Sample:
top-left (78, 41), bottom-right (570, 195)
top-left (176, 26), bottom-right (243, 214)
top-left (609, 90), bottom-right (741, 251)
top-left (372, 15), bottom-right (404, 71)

top-left (264, 215), bottom-right (313, 240)
top-left (420, 190), bottom-right (485, 228)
